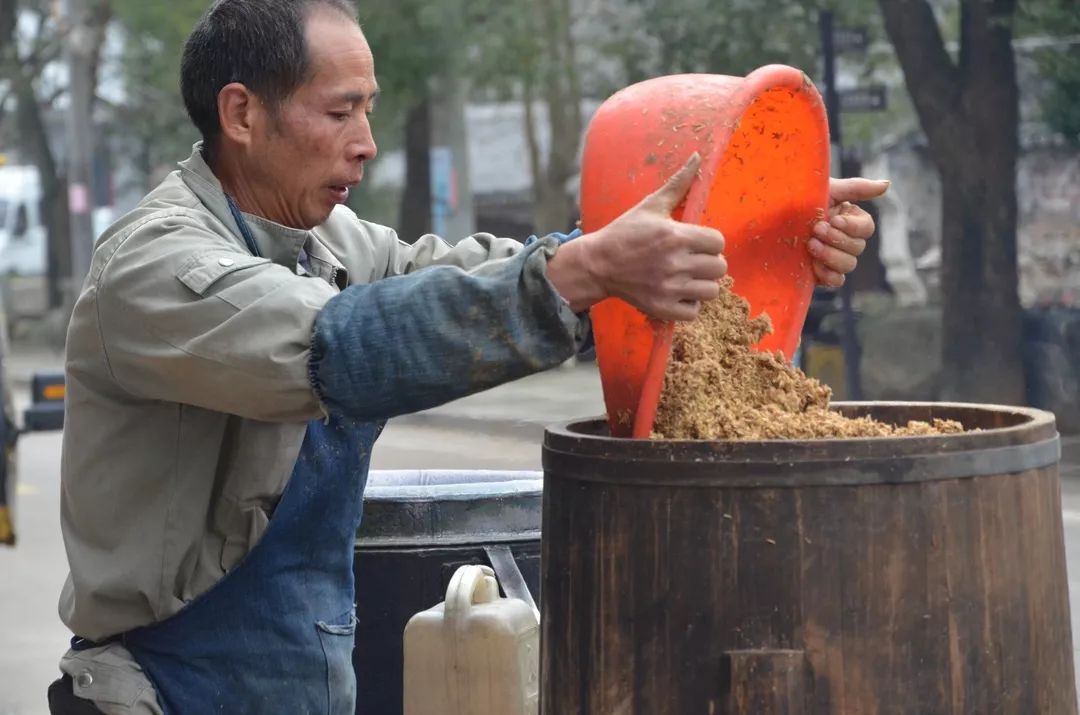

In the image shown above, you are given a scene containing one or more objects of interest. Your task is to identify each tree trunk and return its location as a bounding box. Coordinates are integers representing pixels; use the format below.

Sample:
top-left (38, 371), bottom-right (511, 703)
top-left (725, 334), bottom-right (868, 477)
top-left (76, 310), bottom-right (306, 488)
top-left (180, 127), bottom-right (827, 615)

top-left (522, 0), bottom-right (583, 236)
top-left (522, 71), bottom-right (543, 238)
top-left (399, 95), bottom-right (432, 242)
top-left (1, 0), bottom-right (64, 310)
top-left (879, 0), bottom-right (1024, 404)
top-left (12, 61), bottom-right (70, 310)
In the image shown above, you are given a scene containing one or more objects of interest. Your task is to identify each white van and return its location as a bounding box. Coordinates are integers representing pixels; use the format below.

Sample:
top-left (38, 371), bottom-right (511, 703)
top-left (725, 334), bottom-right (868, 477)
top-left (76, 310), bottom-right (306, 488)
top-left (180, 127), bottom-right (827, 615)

top-left (0, 165), bottom-right (47, 274)
top-left (0, 164), bottom-right (48, 327)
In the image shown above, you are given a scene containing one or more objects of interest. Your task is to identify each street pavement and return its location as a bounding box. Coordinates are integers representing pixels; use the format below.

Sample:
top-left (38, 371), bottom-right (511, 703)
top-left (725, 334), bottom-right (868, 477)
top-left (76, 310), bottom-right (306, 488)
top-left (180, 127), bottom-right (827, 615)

top-left (1, 349), bottom-right (1079, 713)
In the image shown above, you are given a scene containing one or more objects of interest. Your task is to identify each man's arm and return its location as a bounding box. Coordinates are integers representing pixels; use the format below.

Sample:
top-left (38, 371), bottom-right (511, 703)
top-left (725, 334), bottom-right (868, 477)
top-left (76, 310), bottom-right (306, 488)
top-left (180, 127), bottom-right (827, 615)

top-left (381, 230), bottom-right (525, 276)
top-left (93, 155), bottom-right (727, 424)
top-left (92, 217), bottom-right (582, 423)
top-left (310, 239), bottom-right (581, 420)
top-left (313, 155), bottom-right (731, 418)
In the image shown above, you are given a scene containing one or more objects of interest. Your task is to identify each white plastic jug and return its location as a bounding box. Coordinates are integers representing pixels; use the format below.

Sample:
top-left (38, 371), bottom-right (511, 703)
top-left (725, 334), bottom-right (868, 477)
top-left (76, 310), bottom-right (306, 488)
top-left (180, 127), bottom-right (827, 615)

top-left (403, 564), bottom-right (539, 715)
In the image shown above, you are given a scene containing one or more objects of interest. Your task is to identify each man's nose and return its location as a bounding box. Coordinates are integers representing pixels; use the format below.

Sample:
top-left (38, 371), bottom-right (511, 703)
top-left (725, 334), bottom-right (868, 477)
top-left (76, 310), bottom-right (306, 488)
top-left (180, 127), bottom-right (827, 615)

top-left (351, 116), bottom-right (378, 162)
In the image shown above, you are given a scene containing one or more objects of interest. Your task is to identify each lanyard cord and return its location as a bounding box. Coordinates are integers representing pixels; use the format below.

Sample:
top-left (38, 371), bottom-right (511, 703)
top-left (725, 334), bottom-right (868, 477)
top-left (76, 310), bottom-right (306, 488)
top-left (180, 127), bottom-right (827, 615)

top-left (225, 195), bottom-right (262, 258)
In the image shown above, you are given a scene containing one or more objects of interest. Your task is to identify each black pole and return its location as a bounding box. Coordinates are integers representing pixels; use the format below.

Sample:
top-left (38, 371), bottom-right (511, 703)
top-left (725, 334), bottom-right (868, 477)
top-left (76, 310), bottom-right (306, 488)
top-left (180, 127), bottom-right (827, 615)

top-left (820, 10), bottom-right (842, 147)
top-left (819, 9), bottom-right (864, 401)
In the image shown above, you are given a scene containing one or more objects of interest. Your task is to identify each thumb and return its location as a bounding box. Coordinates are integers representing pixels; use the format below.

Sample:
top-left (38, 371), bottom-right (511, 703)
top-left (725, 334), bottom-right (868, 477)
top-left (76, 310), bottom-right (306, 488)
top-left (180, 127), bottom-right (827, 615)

top-left (642, 152), bottom-right (702, 214)
top-left (829, 177), bottom-right (890, 204)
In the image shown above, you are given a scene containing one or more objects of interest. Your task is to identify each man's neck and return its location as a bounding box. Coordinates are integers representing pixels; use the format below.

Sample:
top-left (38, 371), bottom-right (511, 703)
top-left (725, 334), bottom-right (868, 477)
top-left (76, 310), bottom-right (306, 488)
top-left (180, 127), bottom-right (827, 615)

top-left (209, 151), bottom-right (260, 217)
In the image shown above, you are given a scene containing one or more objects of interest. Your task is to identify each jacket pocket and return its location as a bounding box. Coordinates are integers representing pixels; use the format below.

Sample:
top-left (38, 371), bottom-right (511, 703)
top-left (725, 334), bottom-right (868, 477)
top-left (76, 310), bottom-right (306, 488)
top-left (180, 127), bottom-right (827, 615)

top-left (316, 612), bottom-right (358, 715)
top-left (176, 252), bottom-right (272, 296)
top-left (176, 252), bottom-right (284, 315)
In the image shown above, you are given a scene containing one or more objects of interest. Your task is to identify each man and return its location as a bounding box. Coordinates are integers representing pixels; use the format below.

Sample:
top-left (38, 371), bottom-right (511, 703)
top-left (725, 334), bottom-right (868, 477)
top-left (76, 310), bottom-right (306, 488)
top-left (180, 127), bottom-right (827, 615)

top-left (48, 0), bottom-right (885, 712)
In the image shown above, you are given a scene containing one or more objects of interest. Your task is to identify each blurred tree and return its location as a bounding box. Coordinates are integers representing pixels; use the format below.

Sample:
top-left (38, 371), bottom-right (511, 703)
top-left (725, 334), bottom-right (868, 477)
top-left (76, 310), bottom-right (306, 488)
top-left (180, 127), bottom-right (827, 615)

top-left (364, 0), bottom-right (852, 239)
top-left (0, 0), bottom-right (109, 310)
top-left (1020, 0), bottom-right (1080, 144)
top-left (878, 0), bottom-right (1025, 403)
top-left (362, 1), bottom-right (466, 241)
top-left (528, 0), bottom-right (584, 234)
top-left (109, 0), bottom-right (206, 191)
top-left (1, 0), bottom-right (68, 308)
top-left (0, 4), bottom-right (64, 308)
top-left (615, 0), bottom-right (822, 78)
top-left (466, 0), bottom-right (584, 234)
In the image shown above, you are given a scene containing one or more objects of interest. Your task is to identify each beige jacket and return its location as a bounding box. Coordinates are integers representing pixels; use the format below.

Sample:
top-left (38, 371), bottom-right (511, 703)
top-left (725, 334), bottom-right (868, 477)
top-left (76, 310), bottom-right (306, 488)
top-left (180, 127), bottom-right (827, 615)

top-left (58, 145), bottom-right (563, 712)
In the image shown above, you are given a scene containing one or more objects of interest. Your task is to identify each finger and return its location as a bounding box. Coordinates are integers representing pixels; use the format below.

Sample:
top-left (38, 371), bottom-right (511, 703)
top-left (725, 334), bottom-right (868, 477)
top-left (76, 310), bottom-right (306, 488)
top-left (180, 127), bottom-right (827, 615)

top-left (829, 177), bottom-right (889, 204)
top-left (683, 253), bottom-right (728, 281)
top-left (643, 152), bottom-right (703, 214)
top-left (644, 295), bottom-right (703, 322)
top-left (812, 221), bottom-right (867, 257)
top-left (667, 300), bottom-right (702, 322)
top-left (812, 260), bottom-right (846, 289)
top-left (681, 224), bottom-right (725, 254)
top-left (829, 200), bottom-right (861, 217)
top-left (807, 238), bottom-right (858, 274)
top-left (677, 279), bottom-right (722, 303)
top-left (827, 202), bottom-right (875, 240)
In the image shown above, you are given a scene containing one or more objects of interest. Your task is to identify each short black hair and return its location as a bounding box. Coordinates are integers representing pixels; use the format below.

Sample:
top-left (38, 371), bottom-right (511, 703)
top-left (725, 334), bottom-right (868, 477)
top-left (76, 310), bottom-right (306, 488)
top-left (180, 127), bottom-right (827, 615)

top-left (180, 0), bottom-right (358, 160)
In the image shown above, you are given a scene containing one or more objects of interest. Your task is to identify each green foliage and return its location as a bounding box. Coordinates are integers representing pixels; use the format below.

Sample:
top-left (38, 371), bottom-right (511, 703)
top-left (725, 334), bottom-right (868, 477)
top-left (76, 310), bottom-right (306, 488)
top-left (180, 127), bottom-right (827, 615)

top-left (109, 0), bottom-right (209, 182)
top-left (623, 0), bottom-right (822, 77)
top-left (361, 0), bottom-right (464, 103)
top-left (460, 0), bottom-right (545, 98)
top-left (1019, 0), bottom-right (1080, 144)
top-left (96, 0), bottom-right (1079, 198)
top-left (1040, 52), bottom-right (1080, 143)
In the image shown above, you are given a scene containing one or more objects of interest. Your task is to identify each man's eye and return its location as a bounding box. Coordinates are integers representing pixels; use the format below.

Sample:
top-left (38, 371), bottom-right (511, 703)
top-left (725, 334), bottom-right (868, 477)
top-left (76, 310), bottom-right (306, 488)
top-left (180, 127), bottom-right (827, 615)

top-left (330, 112), bottom-right (350, 121)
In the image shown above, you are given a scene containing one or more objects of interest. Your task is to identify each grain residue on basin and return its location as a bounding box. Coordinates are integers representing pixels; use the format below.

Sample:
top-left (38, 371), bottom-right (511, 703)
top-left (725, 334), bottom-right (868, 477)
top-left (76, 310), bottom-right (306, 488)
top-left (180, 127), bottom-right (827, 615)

top-left (651, 277), bottom-right (964, 440)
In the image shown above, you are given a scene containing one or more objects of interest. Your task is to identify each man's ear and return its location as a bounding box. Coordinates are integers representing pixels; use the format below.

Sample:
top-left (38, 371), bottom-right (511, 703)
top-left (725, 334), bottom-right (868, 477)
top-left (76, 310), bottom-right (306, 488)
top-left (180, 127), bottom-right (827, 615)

top-left (218, 82), bottom-right (261, 148)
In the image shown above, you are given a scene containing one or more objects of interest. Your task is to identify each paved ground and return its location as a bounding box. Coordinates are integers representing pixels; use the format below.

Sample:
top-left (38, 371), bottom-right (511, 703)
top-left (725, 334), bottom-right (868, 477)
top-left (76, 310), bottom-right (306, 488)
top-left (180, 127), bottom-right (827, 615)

top-left (1, 347), bottom-right (1079, 713)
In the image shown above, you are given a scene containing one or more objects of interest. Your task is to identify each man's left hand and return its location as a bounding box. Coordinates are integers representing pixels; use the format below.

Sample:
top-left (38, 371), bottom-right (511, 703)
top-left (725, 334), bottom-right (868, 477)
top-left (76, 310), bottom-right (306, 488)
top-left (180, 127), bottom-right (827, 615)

top-left (808, 178), bottom-right (890, 288)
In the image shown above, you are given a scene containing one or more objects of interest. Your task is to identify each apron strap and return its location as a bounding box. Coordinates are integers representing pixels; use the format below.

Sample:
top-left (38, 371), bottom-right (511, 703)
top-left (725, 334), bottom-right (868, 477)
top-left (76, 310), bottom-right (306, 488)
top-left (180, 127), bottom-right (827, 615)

top-left (225, 195), bottom-right (263, 258)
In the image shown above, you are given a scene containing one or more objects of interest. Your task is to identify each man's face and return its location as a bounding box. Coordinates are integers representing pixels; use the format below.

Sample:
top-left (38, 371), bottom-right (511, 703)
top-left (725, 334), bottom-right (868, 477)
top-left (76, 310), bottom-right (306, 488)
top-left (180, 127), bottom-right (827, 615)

top-left (245, 9), bottom-right (378, 230)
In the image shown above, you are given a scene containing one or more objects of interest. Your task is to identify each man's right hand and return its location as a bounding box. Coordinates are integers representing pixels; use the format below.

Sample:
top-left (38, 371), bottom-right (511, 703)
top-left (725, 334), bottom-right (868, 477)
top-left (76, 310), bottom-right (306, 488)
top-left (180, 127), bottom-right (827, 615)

top-left (546, 153), bottom-right (728, 321)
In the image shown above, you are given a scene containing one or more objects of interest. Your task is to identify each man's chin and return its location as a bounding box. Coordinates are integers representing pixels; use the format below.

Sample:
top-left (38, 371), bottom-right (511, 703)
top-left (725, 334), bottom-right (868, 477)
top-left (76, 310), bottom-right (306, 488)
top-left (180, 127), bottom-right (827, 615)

top-left (302, 205), bottom-right (338, 230)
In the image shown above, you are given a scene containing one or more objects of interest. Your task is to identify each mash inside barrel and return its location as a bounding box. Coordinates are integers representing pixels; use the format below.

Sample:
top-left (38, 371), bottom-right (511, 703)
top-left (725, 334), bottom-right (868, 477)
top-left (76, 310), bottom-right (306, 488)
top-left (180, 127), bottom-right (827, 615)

top-left (651, 277), bottom-right (965, 440)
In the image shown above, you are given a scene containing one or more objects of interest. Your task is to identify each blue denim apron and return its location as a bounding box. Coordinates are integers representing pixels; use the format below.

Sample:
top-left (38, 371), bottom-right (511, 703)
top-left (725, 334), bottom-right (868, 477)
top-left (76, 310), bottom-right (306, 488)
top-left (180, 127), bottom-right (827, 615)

top-left (120, 416), bottom-right (381, 714)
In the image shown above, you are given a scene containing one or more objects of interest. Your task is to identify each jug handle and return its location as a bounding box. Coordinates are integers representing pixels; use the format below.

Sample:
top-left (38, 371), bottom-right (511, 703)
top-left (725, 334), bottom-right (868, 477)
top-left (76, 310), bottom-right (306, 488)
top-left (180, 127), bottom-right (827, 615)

top-left (445, 564), bottom-right (497, 627)
top-left (484, 545), bottom-right (540, 622)
top-left (719, 649), bottom-right (806, 714)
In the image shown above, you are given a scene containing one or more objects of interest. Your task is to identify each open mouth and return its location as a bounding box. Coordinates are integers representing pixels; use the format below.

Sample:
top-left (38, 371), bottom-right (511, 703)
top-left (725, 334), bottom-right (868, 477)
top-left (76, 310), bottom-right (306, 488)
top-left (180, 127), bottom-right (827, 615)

top-left (329, 185), bottom-right (350, 204)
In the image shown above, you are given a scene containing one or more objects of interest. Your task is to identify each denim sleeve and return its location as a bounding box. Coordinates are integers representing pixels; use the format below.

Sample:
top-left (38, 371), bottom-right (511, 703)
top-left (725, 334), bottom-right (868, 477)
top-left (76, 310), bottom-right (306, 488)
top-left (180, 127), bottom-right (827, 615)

top-left (525, 229), bottom-right (593, 355)
top-left (309, 237), bottom-right (587, 420)
top-left (524, 228), bottom-right (583, 247)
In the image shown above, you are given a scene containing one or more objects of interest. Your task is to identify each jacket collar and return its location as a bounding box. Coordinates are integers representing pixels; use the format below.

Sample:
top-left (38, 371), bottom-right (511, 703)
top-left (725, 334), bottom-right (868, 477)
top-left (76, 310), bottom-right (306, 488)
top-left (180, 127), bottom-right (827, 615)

top-left (177, 143), bottom-right (343, 280)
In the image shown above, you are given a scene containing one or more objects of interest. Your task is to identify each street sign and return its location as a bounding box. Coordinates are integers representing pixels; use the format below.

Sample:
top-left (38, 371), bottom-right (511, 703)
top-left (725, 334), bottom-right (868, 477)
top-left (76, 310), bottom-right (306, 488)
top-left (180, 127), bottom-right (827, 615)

top-left (833, 26), bottom-right (868, 53)
top-left (839, 86), bottom-right (888, 112)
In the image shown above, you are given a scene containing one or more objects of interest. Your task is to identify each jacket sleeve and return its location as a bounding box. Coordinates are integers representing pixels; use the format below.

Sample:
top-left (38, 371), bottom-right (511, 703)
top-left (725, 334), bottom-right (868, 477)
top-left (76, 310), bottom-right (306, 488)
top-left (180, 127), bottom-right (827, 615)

top-left (309, 237), bottom-right (586, 420)
top-left (380, 227), bottom-right (584, 277)
top-left (91, 214), bottom-right (585, 423)
top-left (381, 229), bottom-right (526, 276)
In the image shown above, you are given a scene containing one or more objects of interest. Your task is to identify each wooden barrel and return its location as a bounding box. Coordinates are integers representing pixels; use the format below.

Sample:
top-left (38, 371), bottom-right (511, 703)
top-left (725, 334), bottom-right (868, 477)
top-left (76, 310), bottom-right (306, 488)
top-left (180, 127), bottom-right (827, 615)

top-left (540, 403), bottom-right (1076, 715)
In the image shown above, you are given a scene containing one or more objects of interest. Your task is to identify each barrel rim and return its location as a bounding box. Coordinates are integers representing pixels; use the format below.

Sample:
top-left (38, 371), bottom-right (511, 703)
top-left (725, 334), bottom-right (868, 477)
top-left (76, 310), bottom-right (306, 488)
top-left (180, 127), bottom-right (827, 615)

top-left (357, 470), bottom-right (544, 546)
top-left (542, 402), bottom-right (1060, 487)
top-left (363, 481), bottom-right (544, 503)
top-left (545, 402), bottom-right (1056, 450)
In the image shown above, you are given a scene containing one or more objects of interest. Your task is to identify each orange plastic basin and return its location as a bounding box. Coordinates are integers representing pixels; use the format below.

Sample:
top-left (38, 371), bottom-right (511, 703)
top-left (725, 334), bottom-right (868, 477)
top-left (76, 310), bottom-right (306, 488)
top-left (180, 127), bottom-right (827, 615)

top-left (580, 64), bottom-right (831, 438)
